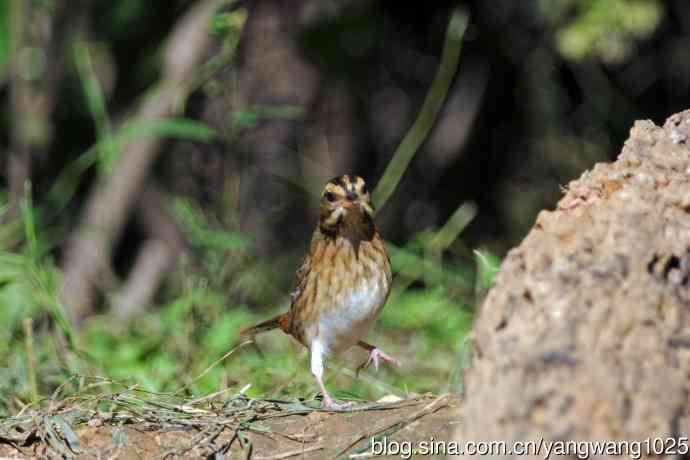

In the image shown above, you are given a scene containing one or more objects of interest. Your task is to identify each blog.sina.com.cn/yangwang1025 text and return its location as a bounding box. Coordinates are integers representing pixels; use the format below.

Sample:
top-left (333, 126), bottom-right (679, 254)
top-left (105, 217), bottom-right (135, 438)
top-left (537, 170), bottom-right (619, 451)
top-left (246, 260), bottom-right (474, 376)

top-left (369, 436), bottom-right (690, 459)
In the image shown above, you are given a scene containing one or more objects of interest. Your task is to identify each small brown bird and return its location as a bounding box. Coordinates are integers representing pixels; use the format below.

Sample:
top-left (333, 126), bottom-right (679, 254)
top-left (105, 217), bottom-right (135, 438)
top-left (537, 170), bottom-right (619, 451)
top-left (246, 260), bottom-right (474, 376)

top-left (241, 174), bottom-right (400, 409)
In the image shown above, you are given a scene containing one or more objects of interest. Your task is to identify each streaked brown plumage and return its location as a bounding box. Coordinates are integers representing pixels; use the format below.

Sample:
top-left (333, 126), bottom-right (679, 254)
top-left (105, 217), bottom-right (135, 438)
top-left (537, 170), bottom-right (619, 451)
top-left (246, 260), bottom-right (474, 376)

top-left (241, 174), bottom-right (399, 409)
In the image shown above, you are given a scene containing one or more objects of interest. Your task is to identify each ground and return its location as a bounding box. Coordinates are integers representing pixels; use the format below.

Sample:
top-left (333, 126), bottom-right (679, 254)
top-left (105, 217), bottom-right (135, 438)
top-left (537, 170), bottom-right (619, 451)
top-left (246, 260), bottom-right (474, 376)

top-left (0, 394), bottom-right (459, 459)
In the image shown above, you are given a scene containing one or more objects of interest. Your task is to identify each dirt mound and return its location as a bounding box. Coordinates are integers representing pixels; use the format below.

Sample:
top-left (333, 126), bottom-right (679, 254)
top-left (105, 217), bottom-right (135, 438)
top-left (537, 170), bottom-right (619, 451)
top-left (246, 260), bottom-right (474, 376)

top-left (458, 110), bottom-right (690, 454)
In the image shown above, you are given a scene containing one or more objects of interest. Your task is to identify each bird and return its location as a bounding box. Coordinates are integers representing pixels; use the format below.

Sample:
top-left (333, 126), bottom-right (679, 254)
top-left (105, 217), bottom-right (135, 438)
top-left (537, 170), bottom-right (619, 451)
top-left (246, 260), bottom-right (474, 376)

top-left (240, 174), bottom-right (400, 410)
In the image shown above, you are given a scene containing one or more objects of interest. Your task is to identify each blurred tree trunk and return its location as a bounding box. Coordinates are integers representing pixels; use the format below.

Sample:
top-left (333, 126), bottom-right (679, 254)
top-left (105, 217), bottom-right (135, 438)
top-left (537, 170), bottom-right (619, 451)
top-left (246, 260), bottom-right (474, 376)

top-left (456, 110), bottom-right (690, 453)
top-left (6, 0), bottom-right (33, 220)
top-left (60, 0), bottom-right (219, 324)
top-left (5, 0), bottom-right (63, 220)
top-left (231, 0), bottom-right (363, 254)
top-left (232, 0), bottom-right (319, 254)
top-left (113, 184), bottom-right (188, 318)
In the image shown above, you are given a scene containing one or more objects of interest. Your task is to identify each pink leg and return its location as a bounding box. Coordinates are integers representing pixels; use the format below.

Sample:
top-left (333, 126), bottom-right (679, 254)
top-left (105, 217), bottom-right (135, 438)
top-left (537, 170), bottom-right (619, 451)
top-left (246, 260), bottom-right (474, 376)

top-left (356, 340), bottom-right (402, 376)
top-left (311, 340), bottom-right (352, 410)
top-left (314, 372), bottom-right (352, 410)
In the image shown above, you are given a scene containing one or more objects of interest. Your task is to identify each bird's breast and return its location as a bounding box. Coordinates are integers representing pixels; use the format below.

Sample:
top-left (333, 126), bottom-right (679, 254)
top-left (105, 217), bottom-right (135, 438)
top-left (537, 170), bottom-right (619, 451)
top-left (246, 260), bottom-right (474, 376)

top-left (300, 236), bottom-right (391, 354)
top-left (318, 269), bottom-right (388, 354)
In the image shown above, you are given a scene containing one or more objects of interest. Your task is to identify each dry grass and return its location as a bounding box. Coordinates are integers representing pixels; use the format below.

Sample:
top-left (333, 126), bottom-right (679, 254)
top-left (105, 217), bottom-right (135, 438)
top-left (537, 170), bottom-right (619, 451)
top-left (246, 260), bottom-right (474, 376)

top-left (0, 374), bottom-right (451, 459)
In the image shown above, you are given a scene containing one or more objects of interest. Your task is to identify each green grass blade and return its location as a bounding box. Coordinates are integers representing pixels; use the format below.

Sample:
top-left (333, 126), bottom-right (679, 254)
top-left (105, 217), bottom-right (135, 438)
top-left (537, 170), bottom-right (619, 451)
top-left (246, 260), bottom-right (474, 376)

top-left (373, 8), bottom-right (469, 212)
top-left (117, 118), bottom-right (217, 142)
top-left (473, 249), bottom-right (501, 302)
top-left (73, 41), bottom-right (116, 174)
top-left (19, 183), bottom-right (38, 262)
top-left (47, 118), bottom-right (216, 215)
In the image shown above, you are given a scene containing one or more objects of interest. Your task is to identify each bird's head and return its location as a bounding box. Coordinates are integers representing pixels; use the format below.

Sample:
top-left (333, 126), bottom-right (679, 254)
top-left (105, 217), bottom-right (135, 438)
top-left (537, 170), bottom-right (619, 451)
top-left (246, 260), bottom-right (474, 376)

top-left (319, 174), bottom-right (374, 234)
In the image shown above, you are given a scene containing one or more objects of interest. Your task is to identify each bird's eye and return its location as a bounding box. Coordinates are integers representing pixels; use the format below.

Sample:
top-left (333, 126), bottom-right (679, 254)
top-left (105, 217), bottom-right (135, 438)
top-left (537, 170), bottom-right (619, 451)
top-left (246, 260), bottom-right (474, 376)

top-left (324, 192), bottom-right (336, 202)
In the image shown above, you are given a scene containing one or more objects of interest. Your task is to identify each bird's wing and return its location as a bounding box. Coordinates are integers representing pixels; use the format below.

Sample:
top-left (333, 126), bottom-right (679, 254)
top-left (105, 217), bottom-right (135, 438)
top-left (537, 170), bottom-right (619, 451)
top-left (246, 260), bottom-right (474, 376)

top-left (289, 252), bottom-right (312, 308)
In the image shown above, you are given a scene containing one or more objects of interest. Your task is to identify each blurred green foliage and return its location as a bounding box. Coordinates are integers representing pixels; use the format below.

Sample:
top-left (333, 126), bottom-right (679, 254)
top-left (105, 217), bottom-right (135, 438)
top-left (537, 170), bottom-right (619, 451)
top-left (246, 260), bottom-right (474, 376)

top-left (0, 1), bottom-right (9, 77)
top-left (539, 0), bottom-right (663, 63)
top-left (0, 184), bottom-right (494, 413)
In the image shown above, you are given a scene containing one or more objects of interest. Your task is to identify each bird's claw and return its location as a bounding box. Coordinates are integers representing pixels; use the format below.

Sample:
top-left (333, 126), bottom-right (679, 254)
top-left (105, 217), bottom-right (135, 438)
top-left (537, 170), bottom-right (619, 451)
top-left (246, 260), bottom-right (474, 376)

top-left (356, 348), bottom-right (401, 377)
top-left (321, 397), bottom-right (354, 411)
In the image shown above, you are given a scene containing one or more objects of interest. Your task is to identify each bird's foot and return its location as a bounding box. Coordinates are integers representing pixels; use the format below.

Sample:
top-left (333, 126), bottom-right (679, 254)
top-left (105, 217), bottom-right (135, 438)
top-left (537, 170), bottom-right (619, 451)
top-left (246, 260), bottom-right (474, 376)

top-left (321, 395), bottom-right (354, 411)
top-left (356, 348), bottom-right (401, 376)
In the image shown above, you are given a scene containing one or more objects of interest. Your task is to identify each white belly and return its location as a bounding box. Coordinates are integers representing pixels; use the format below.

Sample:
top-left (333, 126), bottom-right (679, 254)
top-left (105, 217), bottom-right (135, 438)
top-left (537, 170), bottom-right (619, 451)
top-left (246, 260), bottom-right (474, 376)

top-left (317, 275), bottom-right (387, 354)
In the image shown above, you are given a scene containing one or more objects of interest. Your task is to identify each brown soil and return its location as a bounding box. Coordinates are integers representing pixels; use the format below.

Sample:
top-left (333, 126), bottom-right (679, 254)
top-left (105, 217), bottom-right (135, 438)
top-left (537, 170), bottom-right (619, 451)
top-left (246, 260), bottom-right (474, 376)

top-left (0, 394), bottom-right (459, 459)
top-left (458, 109), bottom-right (690, 451)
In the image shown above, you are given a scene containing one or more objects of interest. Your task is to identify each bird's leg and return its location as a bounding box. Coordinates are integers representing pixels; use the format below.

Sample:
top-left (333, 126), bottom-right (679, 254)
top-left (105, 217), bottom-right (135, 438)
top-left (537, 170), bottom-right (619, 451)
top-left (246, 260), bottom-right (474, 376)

top-left (310, 340), bottom-right (352, 410)
top-left (356, 340), bottom-right (401, 376)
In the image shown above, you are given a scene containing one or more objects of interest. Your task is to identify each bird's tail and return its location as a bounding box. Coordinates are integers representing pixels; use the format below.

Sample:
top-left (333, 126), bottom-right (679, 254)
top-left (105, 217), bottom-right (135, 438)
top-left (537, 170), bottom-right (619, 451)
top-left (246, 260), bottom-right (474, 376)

top-left (240, 313), bottom-right (290, 338)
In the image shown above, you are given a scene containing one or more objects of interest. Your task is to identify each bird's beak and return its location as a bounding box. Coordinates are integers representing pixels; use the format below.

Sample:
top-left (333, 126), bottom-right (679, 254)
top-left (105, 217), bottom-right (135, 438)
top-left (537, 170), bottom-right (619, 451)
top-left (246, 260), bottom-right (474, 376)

top-left (342, 190), bottom-right (361, 210)
top-left (342, 200), bottom-right (360, 210)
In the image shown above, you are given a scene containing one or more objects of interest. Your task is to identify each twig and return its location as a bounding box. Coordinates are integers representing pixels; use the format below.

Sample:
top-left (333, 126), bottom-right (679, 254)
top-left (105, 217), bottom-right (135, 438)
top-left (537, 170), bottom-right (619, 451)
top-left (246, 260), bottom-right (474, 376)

top-left (23, 318), bottom-right (38, 405)
top-left (388, 201), bottom-right (477, 302)
top-left (254, 398), bottom-right (427, 421)
top-left (252, 444), bottom-right (323, 460)
top-left (333, 365), bottom-right (404, 398)
top-left (332, 394), bottom-right (451, 458)
top-left (173, 340), bottom-right (253, 395)
top-left (186, 386), bottom-right (238, 406)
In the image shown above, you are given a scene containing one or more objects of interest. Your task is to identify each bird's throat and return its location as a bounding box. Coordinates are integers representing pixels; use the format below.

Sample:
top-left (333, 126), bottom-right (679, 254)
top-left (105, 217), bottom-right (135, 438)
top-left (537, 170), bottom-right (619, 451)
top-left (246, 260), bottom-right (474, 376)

top-left (319, 208), bottom-right (375, 256)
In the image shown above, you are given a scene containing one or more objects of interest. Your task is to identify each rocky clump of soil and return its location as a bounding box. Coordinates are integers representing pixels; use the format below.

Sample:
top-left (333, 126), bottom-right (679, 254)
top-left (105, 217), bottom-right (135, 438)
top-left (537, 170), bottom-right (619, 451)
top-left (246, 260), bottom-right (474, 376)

top-left (457, 110), bottom-right (690, 455)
